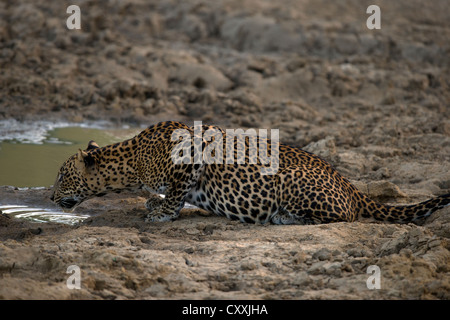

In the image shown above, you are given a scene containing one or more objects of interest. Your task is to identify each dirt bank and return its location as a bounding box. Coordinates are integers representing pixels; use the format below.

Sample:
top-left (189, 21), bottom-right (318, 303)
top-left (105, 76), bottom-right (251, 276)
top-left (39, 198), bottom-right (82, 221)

top-left (1, 187), bottom-right (449, 299)
top-left (0, 0), bottom-right (449, 299)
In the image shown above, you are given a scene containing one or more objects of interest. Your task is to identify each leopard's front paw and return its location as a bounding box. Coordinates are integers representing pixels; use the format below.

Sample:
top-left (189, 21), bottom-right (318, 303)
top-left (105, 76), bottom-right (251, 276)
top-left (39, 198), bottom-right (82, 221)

top-left (145, 214), bottom-right (172, 222)
top-left (144, 208), bottom-right (179, 223)
top-left (145, 196), bottom-right (164, 211)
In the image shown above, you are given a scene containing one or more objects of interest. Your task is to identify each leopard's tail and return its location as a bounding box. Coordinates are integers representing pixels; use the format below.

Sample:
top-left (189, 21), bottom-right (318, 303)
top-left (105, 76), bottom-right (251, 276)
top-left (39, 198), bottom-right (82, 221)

top-left (359, 193), bottom-right (450, 223)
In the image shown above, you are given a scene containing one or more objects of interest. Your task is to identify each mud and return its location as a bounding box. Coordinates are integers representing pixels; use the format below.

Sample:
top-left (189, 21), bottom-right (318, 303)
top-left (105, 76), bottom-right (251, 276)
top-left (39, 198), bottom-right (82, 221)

top-left (0, 0), bottom-right (449, 299)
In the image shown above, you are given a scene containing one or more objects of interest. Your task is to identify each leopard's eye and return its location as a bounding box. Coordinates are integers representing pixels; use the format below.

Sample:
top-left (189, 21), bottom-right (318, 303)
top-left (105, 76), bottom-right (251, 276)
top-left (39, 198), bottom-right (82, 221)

top-left (58, 173), bottom-right (65, 182)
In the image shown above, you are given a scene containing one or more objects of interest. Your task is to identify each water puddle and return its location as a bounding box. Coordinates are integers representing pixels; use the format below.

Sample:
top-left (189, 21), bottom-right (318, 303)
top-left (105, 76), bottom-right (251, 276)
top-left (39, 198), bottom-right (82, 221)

top-left (0, 204), bottom-right (89, 225)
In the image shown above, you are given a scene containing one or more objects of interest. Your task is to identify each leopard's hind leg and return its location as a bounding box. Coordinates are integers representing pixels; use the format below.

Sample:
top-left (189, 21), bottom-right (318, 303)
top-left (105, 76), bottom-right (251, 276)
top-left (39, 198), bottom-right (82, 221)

top-left (271, 207), bottom-right (317, 225)
top-left (274, 166), bottom-right (357, 224)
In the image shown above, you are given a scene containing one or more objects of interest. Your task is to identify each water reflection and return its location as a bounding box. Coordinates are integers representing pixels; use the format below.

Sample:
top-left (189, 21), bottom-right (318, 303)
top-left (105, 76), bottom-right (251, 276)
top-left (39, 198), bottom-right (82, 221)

top-left (0, 204), bottom-right (89, 225)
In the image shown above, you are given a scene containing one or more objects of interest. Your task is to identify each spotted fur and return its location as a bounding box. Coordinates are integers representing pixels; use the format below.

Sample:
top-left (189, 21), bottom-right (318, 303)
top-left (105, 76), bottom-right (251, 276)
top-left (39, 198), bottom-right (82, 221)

top-left (51, 121), bottom-right (450, 224)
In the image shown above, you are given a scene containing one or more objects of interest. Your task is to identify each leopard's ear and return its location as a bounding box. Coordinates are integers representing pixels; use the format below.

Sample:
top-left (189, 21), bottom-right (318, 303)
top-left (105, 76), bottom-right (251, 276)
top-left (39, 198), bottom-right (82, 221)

top-left (86, 140), bottom-right (100, 151)
top-left (77, 149), bottom-right (96, 168)
top-left (77, 149), bottom-right (88, 162)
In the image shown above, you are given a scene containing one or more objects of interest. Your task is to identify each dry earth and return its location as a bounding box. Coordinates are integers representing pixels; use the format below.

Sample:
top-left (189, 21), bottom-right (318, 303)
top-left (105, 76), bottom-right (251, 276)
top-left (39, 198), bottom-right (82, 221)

top-left (0, 0), bottom-right (449, 300)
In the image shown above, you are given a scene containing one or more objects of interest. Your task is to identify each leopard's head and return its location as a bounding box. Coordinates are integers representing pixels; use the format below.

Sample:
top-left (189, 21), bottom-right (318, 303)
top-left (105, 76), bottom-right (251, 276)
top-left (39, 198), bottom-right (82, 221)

top-left (50, 141), bottom-right (101, 211)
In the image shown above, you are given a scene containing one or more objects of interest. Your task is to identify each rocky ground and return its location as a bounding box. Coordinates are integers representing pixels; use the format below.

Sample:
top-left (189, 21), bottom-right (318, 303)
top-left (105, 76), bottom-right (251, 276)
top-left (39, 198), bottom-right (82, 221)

top-left (1, 0), bottom-right (449, 299)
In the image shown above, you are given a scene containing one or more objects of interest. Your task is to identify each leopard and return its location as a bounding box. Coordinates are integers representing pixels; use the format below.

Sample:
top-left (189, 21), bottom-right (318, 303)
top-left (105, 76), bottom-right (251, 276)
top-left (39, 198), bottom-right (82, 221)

top-left (51, 121), bottom-right (450, 225)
